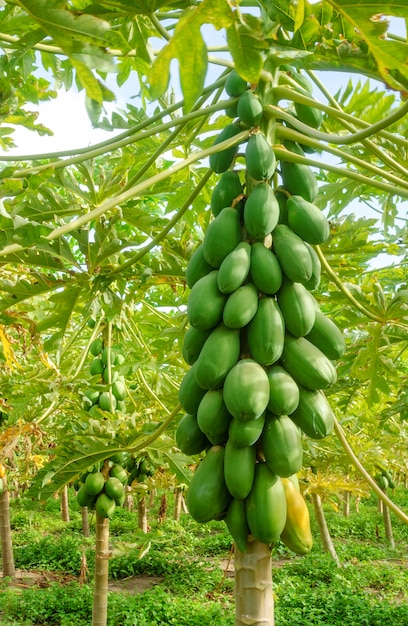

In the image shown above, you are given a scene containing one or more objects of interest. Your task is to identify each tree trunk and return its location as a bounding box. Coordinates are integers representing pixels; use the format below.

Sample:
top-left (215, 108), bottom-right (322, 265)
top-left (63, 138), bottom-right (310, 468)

top-left (92, 513), bottom-right (110, 626)
top-left (61, 485), bottom-right (70, 522)
top-left (0, 475), bottom-right (15, 579)
top-left (234, 539), bottom-right (274, 626)
top-left (174, 488), bottom-right (183, 521)
top-left (138, 497), bottom-right (148, 533)
top-left (81, 506), bottom-right (90, 537)
top-left (377, 497), bottom-right (383, 514)
top-left (342, 491), bottom-right (350, 518)
top-left (311, 492), bottom-right (340, 566)
top-left (158, 493), bottom-right (167, 524)
top-left (381, 488), bottom-right (395, 549)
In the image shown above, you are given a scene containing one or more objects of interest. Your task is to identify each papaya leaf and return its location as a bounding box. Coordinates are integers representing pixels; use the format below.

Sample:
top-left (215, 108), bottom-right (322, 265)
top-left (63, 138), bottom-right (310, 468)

top-left (0, 274), bottom-right (67, 314)
top-left (226, 23), bottom-right (264, 84)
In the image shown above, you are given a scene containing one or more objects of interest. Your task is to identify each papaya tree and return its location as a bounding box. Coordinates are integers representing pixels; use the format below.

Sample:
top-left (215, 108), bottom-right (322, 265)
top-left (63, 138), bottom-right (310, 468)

top-left (1, 1), bottom-right (408, 625)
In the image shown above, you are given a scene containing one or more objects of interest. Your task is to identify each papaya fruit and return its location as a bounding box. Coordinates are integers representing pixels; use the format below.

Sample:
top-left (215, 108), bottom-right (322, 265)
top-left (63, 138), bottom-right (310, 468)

top-left (277, 280), bottom-right (316, 337)
top-left (276, 188), bottom-right (289, 224)
top-left (197, 389), bottom-right (233, 445)
top-left (267, 365), bottom-right (299, 415)
top-left (99, 391), bottom-right (117, 413)
top-left (281, 142), bottom-right (318, 202)
top-left (96, 493), bottom-right (116, 519)
top-left (290, 387), bottom-right (334, 439)
top-left (305, 310), bottom-right (346, 360)
top-left (217, 242), bottom-right (251, 294)
top-left (209, 123), bottom-right (243, 173)
top-left (84, 389), bottom-right (100, 407)
top-left (228, 412), bottom-right (265, 448)
top-left (246, 463), bottom-right (287, 544)
top-left (290, 72), bottom-right (314, 95)
top-left (261, 413), bottom-right (303, 477)
top-left (223, 359), bottom-right (270, 421)
top-left (280, 477), bottom-right (313, 555)
top-left (225, 101), bottom-right (238, 118)
top-left (244, 182), bottom-right (279, 240)
top-left (237, 90), bottom-right (263, 127)
top-left (104, 477), bottom-right (125, 505)
top-left (203, 207), bottom-right (242, 268)
top-left (176, 413), bottom-right (209, 455)
top-left (182, 326), bottom-right (212, 366)
top-left (287, 195), bottom-right (330, 245)
top-left (90, 338), bottom-right (103, 356)
top-left (178, 363), bottom-right (206, 415)
top-left (225, 498), bottom-right (250, 553)
top-left (90, 358), bottom-right (104, 376)
top-left (211, 171), bottom-right (243, 217)
top-left (109, 464), bottom-right (128, 485)
top-left (223, 283), bottom-right (259, 329)
top-left (245, 133), bottom-right (276, 181)
top-left (76, 484), bottom-right (96, 509)
top-left (102, 367), bottom-right (118, 384)
top-left (303, 242), bottom-right (321, 291)
top-left (224, 438), bottom-right (256, 500)
top-left (294, 102), bottom-right (323, 130)
top-left (187, 270), bottom-right (227, 330)
top-left (225, 70), bottom-right (247, 97)
top-left (250, 243), bottom-right (283, 295)
top-left (186, 244), bottom-right (214, 288)
top-left (112, 380), bottom-right (126, 401)
top-left (186, 446), bottom-right (232, 523)
top-left (85, 471), bottom-right (105, 496)
top-left (272, 224), bottom-right (313, 284)
top-left (247, 297), bottom-right (285, 366)
top-left (194, 322), bottom-right (240, 389)
top-left (281, 335), bottom-right (337, 390)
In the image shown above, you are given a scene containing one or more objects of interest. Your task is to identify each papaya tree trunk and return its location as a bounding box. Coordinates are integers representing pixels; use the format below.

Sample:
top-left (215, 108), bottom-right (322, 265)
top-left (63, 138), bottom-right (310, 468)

top-left (158, 493), bottom-right (167, 524)
top-left (234, 539), bottom-right (274, 626)
top-left (381, 488), bottom-right (395, 549)
top-left (311, 492), bottom-right (340, 566)
top-left (81, 506), bottom-right (90, 537)
top-left (61, 485), bottom-right (70, 522)
top-left (174, 487), bottom-right (183, 521)
top-left (377, 497), bottom-right (383, 513)
top-left (342, 491), bottom-right (350, 518)
top-left (92, 513), bottom-right (110, 626)
top-left (0, 476), bottom-right (15, 579)
top-left (138, 496), bottom-right (148, 533)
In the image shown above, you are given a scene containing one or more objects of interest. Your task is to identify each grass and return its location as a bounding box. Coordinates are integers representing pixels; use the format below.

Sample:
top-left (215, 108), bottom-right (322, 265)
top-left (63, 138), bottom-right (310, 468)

top-left (0, 487), bottom-right (407, 625)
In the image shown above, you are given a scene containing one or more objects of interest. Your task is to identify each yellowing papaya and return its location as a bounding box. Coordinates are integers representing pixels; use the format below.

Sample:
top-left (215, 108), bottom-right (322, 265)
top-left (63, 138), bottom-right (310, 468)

top-left (187, 270), bottom-right (226, 330)
top-left (244, 182), bottom-right (279, 240)
top-left (305, 310), bottom-right (345, 360)
top-left (290, 387), bottom-right (334, 439)
top-left (250, 243), bottom-right (283, 295)
top-left (281, 335), bottom-right (337, 391)
top-left (223, 359), bottom-right (270, 422)
top-left (211, 171), bottom-right (243, 217)
top-left (186, 446), bottom-right (232, 523)
top-left (176, 413), bottom-right (210, 455)
top-left (247, 297), bottom-right (285, 366)
top-left (185, 244), bottom-right (214, 288)
top-left (228, 412), bottom-right (265, 448)
top-left (245, 133), bottom-right (276, 181)
top-left (197, 389), bottom-right (233, 445)
top-left (287, 195), bottom-right (330, 245)
top-left (225, 498), bottom-right (250, 553)
top-left (224, 438), bottom-right (256, 500)
top-left (280, 477), bottom-right (313, 555)
top-left (246, 463), bottom-right (287, 544)
top-left (194, 322), bottom-right (240, 389)
top-left (267, 365), bottom-right (299, 415)
top-left (277, 280), bottom-right (316, 337)
top-left (272, 225), bottom-right (313, 285)
top-left (223, 283), bottom-right (259, 329)
top-left (203, 207), bottom-right (242, 268)
top-left (217, 242), bottom-right (251, 294)
top-left (261, 413), bottom-right (303, 478)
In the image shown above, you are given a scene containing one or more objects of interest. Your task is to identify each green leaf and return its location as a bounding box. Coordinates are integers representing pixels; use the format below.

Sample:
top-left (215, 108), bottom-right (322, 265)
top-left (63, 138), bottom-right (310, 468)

top-left (175, 26), bottom-right (207, 113)
top-left (226, 24), bottom-right (264, 84)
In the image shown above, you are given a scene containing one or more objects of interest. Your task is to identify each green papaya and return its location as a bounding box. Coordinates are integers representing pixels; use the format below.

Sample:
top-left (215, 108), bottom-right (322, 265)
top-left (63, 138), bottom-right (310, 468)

top-left (186, 446), bottom-right (232, 523)
top-left (276, 188), bottom-right (289, 224)
top-left (99, 391), bottom-right (117, 413)
top-left (237, 90), bottom-right (263, 127)
top-left (245, 133), bottom-right (276, 181)
top-left (225, 100), bottom-right (238, 118)
top-left (246, 463), bottom-right (287, 544)
top-left (85, 471), bottom-right (105, 496)
top-left (281, 335), bottom-right (337, 390)
top-left (281, 142), bottom-right (318, 202)
top-left (112, 380), bottom-right (126, 401)
top-left (90, 358), bottom-right (104, 376)
top-left (186, 244), bottom-right (214, 288)
top-left (187, 270), bottom-right (227, 330)
top-left (305, 310), bottom-right (345, 360)
top-left (225, 498), bottom-right (250, 553)
top-left (104, 477), bottom-right (125, 505)
top-left (197, 389), bottom-right (233, 445)
top-left (272, 224), bottom-right (313, 284)
top-left (261, 413), bottom-right (303, 477)
top-left (76, 484), bottom-right (96, 509)
top-left (267, 365), bottom-right (299, 415)
top-left (176, 413), bottom-right (209, 455)
top-left (178, 363), bottom-right (207, 415)
top-left (194, 322), bottom-right (240, 389)
top-left (244, 182), bottom-right (279, 240)
top-left (109, 464), bottom-right (128, 485)
top-left (294, 102), bottom-right (323, 130)
top-left (287, 195), bottom-right (330, 245)
top-left (90, 338), bottom-right (103, 357)
top-left (211, 171), bottom-right (243, 217)
top-left (303, 242), bottom-right (321, 291)
top-left (290, 387), bottom-right (334, 439)
top-left (209, 123), bottom-right (243, 173)
top-left (224, 438), bottom-right (256, 500)
top-left (217, 242), bottom-right (251, 294)
top-left (277, 280), bottom-right (316, 337)
top-left (250, 243), bottom-right (283, 295)
top-left (247, 297), bottom-right (285, 366)
top-left (228, 412), bottom-right (265, 448)
top-left (290, 72), bottom-right (314, 95)
top-left (223, 283), bottom-right (259, 329)
top-left (182, 326), bottom-right (212, 366)
top-left (84, 389), bottom-right (100, 406)
top-left (95, 493), bottom-right (116, 519)
top-left (223, 359), bottom-right (270, 422)
top-left (225, 70), bottom-right (247, 97)
top-left (203, 208), bottom-right (242, 268)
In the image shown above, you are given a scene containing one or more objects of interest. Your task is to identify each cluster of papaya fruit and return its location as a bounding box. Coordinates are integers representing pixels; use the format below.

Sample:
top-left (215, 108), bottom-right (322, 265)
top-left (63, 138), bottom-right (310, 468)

top-left (126, 454), bottom-right (155, 486)
top-left (75, 456), bottom-right (128, 519)
top-left (176, 69), bottom-right (346, 553)
top-left (84, 338), bottom-right (127, 415)
top-left (375, 468), bottom-right (395, 490)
